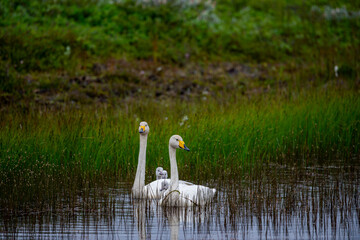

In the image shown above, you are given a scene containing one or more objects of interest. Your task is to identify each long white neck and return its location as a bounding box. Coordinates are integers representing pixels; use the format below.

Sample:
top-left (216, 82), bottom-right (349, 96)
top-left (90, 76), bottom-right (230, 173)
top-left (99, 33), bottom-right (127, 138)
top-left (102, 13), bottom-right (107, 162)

top-left (132, 134), bottom-right (148, 197)
top-left (169, 145), bottom-right (179, 192)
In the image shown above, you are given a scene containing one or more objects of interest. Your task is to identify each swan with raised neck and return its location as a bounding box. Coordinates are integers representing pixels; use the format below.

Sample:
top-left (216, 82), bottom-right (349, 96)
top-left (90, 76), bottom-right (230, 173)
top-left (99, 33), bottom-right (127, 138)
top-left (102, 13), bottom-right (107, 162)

top-left (160, 135), bottom-right (216, 206)
top-left (132, 121), bottom-right (149, 198)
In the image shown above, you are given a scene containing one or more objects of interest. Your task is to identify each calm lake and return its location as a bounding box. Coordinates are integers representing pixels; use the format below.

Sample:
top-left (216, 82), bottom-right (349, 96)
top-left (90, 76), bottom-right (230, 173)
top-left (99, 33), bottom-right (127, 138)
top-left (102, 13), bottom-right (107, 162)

top-left (1, 163), bottom-right (359, 239)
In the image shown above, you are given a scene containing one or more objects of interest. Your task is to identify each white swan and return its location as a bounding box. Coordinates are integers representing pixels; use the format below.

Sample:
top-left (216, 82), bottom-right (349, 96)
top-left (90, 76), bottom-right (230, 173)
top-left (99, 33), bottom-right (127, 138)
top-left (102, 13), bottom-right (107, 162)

top-left (160, 135), bottom-right (216, 206)
top-left (132, 121), bottom-right (150, 198)
top-left (132, 122), bottom-right (191, 199)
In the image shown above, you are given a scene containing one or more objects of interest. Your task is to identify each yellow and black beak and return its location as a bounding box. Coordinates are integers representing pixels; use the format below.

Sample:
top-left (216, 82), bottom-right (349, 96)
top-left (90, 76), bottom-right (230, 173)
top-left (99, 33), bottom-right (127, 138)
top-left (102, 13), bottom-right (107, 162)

top-left (139, 126), bottom-right (145, 133)
top-left (179, 140), bottom-right (190, 151)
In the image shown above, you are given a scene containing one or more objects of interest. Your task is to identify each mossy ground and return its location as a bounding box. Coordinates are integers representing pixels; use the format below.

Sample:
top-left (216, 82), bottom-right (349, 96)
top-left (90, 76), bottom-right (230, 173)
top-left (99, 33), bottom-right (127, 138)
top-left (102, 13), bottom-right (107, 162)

top-left (1, 0), bottom-right (359, 107)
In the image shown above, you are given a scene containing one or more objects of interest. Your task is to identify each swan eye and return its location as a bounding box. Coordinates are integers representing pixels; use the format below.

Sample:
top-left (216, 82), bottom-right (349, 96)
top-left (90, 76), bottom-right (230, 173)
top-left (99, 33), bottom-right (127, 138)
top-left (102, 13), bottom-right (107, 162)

top-left (176, 139), bottom-right (178, 141)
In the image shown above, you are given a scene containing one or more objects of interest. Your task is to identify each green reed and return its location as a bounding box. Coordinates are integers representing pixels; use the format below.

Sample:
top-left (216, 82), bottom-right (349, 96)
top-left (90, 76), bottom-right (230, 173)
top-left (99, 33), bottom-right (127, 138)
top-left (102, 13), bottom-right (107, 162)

top-left (0, 91), bottom-right (358, 209)
top-left (1, 91), bottom-right (359, 183)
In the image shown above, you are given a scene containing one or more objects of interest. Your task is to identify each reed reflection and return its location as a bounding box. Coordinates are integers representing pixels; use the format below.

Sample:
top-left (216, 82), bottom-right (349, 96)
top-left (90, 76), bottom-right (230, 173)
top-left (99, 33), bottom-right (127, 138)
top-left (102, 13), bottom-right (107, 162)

top-left (0, 164), bottom-right (359, 239)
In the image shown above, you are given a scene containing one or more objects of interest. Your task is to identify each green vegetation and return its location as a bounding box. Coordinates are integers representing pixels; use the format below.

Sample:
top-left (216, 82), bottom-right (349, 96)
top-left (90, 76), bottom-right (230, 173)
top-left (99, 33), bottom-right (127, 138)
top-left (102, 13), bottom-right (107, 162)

top-left (1, 0), bottom-right (359, 66)
top-left (0, 0), bottom-right (359, 104)
top-left (1, 91), bottom-right (359, 210)
top-left (0, 0), bottom-right (359, 212)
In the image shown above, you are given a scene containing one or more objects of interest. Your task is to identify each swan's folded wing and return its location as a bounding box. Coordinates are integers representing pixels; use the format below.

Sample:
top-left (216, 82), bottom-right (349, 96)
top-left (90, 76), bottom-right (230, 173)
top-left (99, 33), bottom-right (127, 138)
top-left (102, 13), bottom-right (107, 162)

top-left (179, 184), bottom-right (216, 205)
top-left (179, 180), bottom-right (194, 186)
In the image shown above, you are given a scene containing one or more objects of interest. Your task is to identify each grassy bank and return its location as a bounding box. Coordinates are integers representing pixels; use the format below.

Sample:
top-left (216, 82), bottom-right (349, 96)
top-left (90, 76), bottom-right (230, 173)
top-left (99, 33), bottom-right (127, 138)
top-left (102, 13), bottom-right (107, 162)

top-left (1, 0), bottom-right (359, 105)
top-left (2, 0), bottom-right (359, 67)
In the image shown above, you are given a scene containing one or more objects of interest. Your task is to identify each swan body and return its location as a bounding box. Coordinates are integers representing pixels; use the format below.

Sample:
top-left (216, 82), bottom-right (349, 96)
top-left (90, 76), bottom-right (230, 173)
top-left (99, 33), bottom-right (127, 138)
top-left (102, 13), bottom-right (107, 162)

top-left (144, 168), bottom-right (194, 199)
top-left (162, 185), bottom-right (216, 207)
top-left (145, 178), bottom-right (194, 196)
top-left (160, 135), bottom-right (216, 206)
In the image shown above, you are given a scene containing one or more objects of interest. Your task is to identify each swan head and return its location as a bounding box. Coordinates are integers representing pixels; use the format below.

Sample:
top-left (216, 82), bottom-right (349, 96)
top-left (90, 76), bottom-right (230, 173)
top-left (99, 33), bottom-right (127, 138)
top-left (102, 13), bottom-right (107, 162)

top-left (139, 121), bottom-right (150, 135)
top-left (156, 167), bottom-right (163, 179)
top-left (169, 135), bottom-right (190, 151)
top-left (161, 170), bottom-right (168, 179)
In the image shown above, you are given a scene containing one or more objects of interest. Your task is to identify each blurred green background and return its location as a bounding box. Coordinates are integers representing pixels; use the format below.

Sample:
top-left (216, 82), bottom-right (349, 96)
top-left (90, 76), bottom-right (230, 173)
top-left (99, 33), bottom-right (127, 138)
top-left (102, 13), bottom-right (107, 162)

top-left (0, 0), bottom-right (359, 106)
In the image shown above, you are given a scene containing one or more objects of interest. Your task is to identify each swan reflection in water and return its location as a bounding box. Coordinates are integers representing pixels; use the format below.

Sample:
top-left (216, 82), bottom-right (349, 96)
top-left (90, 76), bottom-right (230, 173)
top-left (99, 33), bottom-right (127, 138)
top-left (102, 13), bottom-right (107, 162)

top-left (134, 197), bottom-right (214, 240)
top-left (133, 199), bottom-right (148, 240)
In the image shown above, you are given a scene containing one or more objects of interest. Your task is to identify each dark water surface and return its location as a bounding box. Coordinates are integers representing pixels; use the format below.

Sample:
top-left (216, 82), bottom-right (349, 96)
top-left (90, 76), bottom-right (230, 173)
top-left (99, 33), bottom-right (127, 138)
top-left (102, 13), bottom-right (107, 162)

top-left (1, 164), bottom-right (359, 239)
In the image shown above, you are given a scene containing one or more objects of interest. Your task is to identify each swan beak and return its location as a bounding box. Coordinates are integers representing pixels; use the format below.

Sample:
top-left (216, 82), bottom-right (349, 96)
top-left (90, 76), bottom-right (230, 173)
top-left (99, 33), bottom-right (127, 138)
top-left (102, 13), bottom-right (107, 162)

top-left (179, 141), bottom-right (190, 151)
top-left (183, 144), bottom-right (190, 151)
top-left (139, 126), bottom-right (145, 133)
